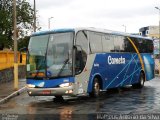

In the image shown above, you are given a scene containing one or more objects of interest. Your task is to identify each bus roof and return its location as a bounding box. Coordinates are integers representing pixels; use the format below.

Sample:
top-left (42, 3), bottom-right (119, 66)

top-left (31, 27), bottom-right (153, 41)
top-left (31, 28), bottom-right (74, 36)
top-left (75, 27), bottom-right (153, 40)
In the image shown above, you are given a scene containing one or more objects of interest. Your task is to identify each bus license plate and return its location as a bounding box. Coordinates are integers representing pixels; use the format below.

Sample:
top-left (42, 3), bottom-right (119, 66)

top-left (42, 90), bottom-right (51, 95)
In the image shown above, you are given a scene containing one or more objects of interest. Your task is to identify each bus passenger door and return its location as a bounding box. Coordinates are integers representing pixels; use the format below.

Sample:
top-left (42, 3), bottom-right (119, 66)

top-left (73, 30), bottom-right (90, 95)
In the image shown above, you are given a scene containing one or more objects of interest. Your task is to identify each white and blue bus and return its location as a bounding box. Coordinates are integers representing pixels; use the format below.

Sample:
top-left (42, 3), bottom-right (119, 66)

top-left (26, 27), bottom-right (155, 99)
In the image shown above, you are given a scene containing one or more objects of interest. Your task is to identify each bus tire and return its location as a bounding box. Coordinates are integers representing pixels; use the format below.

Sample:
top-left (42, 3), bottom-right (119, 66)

top-left (89, 78), bottom-right (100, 97)
top-left (132, 72), bottom-right (145, 89)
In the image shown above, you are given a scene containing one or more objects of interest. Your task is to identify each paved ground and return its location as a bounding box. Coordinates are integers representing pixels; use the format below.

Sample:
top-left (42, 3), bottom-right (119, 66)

top-left (0, 79), bottom-right (26, 103)
top-left (0, 77), bottom-right (160, 120)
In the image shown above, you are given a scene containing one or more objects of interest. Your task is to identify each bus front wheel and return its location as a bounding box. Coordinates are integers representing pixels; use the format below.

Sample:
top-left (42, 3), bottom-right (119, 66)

top-left (89, 78), bottom-right (100, 97)
top-left (132, 72), bottom-right (145, 89)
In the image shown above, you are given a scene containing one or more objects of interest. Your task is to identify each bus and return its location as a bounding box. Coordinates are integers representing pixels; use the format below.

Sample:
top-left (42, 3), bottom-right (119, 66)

top-left (26, 27), bottom-right (155, 99)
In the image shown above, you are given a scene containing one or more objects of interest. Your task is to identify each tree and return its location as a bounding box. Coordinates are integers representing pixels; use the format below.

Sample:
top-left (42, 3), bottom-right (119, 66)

top-left (18, 36), bottom-right (30, 51)
top-left (0, 0), bottom-right (34, 49)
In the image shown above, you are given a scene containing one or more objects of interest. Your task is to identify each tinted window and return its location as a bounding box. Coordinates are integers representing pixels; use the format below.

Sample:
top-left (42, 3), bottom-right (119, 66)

top-left (146, 40), bottom-right (153, 53)
top-left (124, 37), bottom-right (136, 53)
top-left (131, 37), bottom-right (153, 53)
top-left (102, 35), bottom-right (135, 53)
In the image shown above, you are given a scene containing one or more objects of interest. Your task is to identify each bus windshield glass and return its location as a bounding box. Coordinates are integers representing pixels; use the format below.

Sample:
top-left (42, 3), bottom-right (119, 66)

top-left (27, 32), bottom-right (74, 78)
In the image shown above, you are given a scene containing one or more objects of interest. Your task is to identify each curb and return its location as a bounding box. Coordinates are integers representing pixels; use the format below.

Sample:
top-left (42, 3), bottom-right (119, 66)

top-left (0, 86), bottom-right (27, 104)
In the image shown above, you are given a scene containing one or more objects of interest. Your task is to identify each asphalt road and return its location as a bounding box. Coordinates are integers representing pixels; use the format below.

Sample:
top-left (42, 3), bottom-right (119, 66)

top-left (0, 77), bottom-right (160, 120)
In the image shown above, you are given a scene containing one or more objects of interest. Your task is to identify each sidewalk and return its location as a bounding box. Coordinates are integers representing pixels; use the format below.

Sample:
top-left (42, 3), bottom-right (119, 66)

top-left (0, 79), bottom-right (26, 104)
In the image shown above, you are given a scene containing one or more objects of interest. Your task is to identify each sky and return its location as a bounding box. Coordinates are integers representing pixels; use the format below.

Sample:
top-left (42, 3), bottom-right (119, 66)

top-left (29, 0), bottom-right (160, 33)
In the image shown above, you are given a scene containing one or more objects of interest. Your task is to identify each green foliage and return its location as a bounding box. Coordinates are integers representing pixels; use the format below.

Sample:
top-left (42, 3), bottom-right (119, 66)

top-left (18, 36), bottom-right (30, 51)
top-left (0, 0), bottom-right (34, 50)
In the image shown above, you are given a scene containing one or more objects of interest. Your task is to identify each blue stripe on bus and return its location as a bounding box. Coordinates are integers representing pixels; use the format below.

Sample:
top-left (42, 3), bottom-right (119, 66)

top-left (87, 53), bottom-right (154, 93)
top-left (141, 54), bottom-right (155, 80)
top-left (129, 55), bottom-right (139, 84)
top-left (87, 53), bottom-right (140, 92)
top-left (105, 54), bottom-right (140, 89)
top-left (27, 77), bottom-right (75, 88)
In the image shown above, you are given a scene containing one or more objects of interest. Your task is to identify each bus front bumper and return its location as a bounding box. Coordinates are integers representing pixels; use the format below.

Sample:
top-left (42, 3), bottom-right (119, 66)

top-left (27, 86), bottom-right (74, 96)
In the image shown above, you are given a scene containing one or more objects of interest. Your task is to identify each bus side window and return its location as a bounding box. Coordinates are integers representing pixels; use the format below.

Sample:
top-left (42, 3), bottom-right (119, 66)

top-left (75, 31), bottom-right (88, 74)
top-left (124, 37), bottom-right (136, 53)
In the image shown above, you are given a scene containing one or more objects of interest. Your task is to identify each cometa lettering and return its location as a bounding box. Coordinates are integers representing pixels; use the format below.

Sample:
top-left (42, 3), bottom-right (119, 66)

top-left (108, 55), bottom-right (125, 65)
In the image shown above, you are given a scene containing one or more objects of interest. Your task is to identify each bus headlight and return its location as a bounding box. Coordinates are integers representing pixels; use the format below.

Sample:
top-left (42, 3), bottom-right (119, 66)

top-left (27, 84), bottom-right (35, 88)
top-left (59, 83), bottom-right (72, 88)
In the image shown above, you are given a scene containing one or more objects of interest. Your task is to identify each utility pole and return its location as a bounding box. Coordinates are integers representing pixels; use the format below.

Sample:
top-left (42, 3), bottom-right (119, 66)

top-left (48, 17), bottom-right (53, 30)
top-left (122, 25), bottom-right (126, 32)
top-left (13, 0), bottom-right (18, 90)
top-left (33, 0), bottom-right (36, 32)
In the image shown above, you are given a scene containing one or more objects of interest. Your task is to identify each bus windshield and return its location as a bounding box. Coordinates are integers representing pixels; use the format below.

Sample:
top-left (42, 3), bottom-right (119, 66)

top-left (27, 32), bottom-right (74, 78)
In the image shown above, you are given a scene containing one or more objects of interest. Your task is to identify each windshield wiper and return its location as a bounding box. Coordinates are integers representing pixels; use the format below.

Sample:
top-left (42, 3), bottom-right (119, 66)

top-left (57, 58), bottom-right (69, 77)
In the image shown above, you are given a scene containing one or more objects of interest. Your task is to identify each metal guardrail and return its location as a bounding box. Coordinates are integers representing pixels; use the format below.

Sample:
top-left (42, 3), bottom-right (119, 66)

top-left (0, 51), bottom-right (26, 70)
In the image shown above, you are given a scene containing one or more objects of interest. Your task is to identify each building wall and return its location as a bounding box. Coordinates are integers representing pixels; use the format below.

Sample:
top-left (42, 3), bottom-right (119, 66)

top-left (139, 26), bottom-right (159, 38)
top-left (0, 65), bottom-right (26, 84)
top-left (0, 51), bottom-right (26, 84)
top-left (0, 51), bottom-right (26, 70)
top-left (148, 26), bottom-right (159, 38)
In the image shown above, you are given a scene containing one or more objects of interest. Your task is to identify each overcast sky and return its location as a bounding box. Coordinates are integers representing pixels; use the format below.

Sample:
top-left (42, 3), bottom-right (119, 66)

top-left (29, 0), bottom-right (160, 33)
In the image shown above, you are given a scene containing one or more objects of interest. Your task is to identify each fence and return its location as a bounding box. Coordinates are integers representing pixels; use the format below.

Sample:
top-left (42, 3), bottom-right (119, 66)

top-left (0, 51), bottom-right (26, 70)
